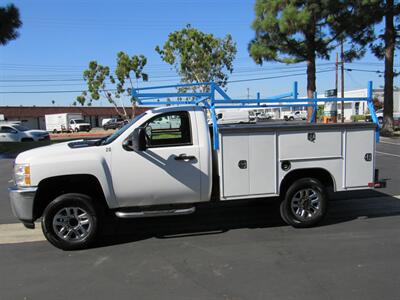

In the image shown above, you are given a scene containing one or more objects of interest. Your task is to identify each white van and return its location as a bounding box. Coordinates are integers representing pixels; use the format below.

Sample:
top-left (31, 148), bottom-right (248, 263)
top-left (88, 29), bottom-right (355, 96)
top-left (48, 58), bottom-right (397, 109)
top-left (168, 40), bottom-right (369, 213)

top-left (216, 109), bottom-right (252, 124)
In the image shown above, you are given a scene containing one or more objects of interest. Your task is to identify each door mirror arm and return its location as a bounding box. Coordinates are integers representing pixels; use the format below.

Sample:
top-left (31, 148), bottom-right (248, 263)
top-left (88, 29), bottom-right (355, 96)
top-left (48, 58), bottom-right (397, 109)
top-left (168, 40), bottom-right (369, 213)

top-left (122, 139), bottom-right (133, 151)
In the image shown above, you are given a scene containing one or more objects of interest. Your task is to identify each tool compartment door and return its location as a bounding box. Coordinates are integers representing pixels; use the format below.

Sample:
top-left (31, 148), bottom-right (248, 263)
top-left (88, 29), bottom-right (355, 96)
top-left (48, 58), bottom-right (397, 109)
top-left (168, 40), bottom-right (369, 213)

top-left (220, 132), bottom-right (276, 199)
top-left (345, 129), bottom-right (375, 188)
top-left (221, 133), bottom-right (249, 197)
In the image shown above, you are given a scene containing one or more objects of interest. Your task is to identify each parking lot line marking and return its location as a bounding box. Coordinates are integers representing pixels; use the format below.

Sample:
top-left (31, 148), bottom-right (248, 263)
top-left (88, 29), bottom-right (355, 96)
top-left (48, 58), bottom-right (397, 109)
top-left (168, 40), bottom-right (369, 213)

top-left (376, 151), bottom-right (400, 158)
top-left (380, 141), bottom-right (400, 146)
top-left (0, 223), bottom-right (45, 245)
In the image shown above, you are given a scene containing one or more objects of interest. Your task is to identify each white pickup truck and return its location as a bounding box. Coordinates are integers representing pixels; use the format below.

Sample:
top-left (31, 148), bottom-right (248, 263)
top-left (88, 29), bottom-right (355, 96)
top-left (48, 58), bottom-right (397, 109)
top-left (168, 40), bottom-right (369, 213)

top-left (9, 105), bottom-right (383, 250)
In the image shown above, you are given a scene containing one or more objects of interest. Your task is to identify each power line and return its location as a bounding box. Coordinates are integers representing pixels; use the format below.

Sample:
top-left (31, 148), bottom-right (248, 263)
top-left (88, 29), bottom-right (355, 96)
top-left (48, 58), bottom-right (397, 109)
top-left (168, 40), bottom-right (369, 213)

top-left (0, 68), bottom-right (326, 87)
top-left (0, 64), bottom-right (336, 83)
top-left (0, 68), bottom-right (335, 94)
top-left (345, 68), bottom-right (384, 74)
top-left (227, 69), bottom-right (334, 84)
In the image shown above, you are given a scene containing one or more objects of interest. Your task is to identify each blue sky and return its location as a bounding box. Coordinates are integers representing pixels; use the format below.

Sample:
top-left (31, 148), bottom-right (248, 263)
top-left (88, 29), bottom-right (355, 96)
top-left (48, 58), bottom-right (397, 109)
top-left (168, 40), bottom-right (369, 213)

top-left (0, 0), bottom-right (395, 107)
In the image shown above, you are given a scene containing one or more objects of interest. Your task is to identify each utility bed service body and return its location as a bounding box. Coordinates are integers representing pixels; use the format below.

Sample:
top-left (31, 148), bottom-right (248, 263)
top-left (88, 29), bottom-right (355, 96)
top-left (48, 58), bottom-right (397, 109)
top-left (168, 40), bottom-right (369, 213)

top-left (9, 105), bottom-right (381, 250)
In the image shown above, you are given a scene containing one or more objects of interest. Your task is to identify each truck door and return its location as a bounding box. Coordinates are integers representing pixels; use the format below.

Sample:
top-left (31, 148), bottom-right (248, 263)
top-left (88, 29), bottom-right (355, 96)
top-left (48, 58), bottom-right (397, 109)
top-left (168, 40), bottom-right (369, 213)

top-left (111, 110), bottom-right (202, 207)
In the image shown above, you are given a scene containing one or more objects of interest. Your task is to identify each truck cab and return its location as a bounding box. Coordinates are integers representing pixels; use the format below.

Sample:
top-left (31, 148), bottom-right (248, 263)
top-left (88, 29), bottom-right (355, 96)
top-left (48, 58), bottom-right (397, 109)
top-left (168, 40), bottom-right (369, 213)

top-left (69, 119), bottom-right (91, 132)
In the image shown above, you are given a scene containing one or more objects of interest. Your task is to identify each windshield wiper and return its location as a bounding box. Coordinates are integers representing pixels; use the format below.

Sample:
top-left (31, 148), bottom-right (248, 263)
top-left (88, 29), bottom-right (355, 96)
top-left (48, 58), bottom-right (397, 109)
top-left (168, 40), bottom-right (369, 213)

top-left (95, 136), bottom-right (109, 146)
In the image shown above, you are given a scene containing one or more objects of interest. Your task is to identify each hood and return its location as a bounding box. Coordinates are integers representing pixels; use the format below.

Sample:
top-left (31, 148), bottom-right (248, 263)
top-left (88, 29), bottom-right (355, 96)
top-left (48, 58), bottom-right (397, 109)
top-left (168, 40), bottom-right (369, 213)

top-left (15, 140), bottom-right (79, 163)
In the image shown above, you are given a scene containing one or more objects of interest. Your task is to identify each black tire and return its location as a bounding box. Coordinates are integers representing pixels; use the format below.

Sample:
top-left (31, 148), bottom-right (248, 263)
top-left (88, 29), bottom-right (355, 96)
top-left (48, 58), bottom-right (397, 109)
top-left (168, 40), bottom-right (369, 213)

top-left (21, 138), bottom-right (34, 142)
top-left (41, 193), bottom-right (101, 250)
top-left (280, 178), bottom-right (328, 228)
top-left (289, 116), bottom-right (294, 121)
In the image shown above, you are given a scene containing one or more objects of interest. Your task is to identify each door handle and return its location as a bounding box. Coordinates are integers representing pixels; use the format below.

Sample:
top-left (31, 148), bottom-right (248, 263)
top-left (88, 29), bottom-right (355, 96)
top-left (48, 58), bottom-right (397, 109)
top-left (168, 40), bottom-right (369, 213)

top-left (174, 153), bottom-right (196, 161)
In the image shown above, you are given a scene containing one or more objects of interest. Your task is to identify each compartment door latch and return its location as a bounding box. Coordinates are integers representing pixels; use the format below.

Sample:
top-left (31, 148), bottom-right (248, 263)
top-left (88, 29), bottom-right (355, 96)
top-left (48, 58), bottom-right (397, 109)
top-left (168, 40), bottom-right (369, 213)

top-left (238, 160), bottom-right (247, 169)
top-left (364, 153), bottom-right (372, 161)
top-left (307, 132), bottom-right (316, 142)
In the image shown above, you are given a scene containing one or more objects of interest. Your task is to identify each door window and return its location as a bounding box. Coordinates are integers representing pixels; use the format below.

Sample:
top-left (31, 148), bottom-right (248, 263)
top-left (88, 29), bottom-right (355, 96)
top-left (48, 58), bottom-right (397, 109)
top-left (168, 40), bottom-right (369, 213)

top-left (144, 112), bottom-right (191, 147)
top-left (0, 126), bottom-right (17, 134)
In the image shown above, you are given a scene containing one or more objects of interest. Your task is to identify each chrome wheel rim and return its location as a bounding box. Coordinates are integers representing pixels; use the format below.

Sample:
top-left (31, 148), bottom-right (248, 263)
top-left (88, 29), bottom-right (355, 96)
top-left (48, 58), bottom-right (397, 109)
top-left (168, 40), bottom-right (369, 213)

top-left (52, 207), bottom-right (92, 242)
top-left (290, 188), bottom-right (321, 221)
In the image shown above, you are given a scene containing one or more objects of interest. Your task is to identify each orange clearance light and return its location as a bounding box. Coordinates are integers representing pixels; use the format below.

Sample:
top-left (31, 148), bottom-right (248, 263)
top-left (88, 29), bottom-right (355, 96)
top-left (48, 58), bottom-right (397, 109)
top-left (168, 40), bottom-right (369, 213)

top-left (24, 165), bottom-right (30, 175)
top-left (24, 175), bottom-right (31, 186)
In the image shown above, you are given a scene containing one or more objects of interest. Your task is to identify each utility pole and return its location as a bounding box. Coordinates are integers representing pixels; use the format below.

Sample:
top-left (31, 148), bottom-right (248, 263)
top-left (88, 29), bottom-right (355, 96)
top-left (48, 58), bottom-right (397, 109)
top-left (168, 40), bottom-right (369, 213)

top-left (335, 52), bottom-right (339, 95)
top-left (335, 52), bottom-right (339, 123)
top-left (247, 88), bottom-right (250, 100)
top-left (340, 41), bottom-right (345, 123)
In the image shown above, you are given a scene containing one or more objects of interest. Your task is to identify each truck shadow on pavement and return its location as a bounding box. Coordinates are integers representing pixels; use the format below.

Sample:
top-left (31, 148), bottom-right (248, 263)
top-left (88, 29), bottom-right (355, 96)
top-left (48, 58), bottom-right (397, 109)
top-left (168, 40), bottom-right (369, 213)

top-left (94, 190), bottom-right (400, 249)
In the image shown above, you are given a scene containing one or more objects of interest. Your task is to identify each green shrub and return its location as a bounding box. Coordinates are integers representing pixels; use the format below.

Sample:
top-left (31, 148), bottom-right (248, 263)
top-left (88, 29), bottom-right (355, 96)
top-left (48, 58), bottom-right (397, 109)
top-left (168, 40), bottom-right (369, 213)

top-left (351, 115), bottom-right (366, 122)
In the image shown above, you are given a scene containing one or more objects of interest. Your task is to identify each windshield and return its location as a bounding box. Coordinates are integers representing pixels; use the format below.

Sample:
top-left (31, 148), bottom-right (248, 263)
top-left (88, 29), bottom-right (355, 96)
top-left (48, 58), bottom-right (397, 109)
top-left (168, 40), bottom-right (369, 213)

top-left (13, 125), bottom-right (29, 131)
top-left (102, 112), bottom-right (147, 145)
top-left (73, 119), bottom-right (86, 124)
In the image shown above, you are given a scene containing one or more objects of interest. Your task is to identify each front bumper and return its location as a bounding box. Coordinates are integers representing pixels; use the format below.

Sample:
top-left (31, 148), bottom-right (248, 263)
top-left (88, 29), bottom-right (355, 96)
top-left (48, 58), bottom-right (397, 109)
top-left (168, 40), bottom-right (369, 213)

top-left (9, 186), bottom-right (38, 228)
top-left (38, 135), bottom-right (50, 141)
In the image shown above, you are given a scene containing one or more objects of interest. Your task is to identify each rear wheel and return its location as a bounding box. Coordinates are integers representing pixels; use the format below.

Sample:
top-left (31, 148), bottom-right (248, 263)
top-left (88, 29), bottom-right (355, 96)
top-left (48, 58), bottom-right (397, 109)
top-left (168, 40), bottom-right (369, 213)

top-left (41, 193), bottom-right (101, 250)
top-left (280, 178), bottom-right (327, 228)
top-left (21, 138), bottom-right (34, 142)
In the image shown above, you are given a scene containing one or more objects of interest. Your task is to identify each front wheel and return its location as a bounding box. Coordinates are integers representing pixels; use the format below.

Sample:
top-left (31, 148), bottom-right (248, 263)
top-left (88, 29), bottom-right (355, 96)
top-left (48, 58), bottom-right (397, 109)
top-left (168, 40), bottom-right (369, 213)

top-left (280, 178), bottom-right (328, 228)
top-left (41, 193), bottom-right (100, 250)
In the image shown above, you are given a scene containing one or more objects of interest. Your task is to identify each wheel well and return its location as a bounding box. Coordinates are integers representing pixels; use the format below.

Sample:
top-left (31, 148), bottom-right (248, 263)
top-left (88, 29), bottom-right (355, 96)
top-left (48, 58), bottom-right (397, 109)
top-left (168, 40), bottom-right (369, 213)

top-left (279, 168), bottom-right (335, 196)
top-left (33, 174), bottom-right (108, 220)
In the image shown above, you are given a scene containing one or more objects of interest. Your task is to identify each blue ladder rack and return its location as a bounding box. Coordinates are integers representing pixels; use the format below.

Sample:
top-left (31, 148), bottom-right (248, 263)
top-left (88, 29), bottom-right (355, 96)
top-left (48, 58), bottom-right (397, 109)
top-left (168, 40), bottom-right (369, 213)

top-left (132, 81), bottom-right (379, 150)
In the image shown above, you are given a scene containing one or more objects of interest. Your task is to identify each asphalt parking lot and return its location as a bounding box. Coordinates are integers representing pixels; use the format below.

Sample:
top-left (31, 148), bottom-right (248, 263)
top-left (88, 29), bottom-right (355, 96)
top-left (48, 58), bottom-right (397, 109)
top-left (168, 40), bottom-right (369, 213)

top-left (0, 137), bottom-right (399, 300)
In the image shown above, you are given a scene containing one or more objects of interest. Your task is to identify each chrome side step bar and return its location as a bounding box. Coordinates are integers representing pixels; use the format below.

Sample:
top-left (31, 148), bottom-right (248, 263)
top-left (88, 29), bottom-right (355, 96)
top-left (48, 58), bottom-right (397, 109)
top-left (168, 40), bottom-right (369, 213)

top-left (115, 207), bottom-right (196, 219)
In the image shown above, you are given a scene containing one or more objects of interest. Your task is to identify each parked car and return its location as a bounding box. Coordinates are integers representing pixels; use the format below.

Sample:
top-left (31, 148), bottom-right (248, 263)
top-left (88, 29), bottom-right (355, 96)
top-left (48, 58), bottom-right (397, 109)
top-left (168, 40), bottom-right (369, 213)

top-left (365, 110), bottom-right (400, 128)
top-left (255, 111), bottom-right (274, 121)
top-left (9, 105), bottom-right (384, 250)
top-left (103, 118), bottom-right (127, 130)
top-left (284, 110), bottom-right (307, 121)
top-left (0, 124), bottom-right (49, 142)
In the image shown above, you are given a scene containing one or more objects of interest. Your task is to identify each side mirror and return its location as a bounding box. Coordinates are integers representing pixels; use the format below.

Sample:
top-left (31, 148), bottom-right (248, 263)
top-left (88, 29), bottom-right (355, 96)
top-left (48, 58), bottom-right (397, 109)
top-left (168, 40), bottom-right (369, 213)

top-left (131, 127), bottom-right (147, 151)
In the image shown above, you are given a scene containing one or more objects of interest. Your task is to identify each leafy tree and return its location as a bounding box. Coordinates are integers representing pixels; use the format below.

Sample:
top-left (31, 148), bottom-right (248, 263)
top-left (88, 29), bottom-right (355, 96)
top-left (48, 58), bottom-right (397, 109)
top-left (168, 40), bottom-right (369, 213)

top-left (156, 25), bottom-right (237, 91)
top-left (77, 52), bottom-right (148, 118)
top-left (368, 0), bottom-right (400, 135)
top-left (343, 0), bottom-right (400, 135)
top-left (0, 3), bottom-right (22, 46)
top-left (248, 0), bottom-right (374, 121)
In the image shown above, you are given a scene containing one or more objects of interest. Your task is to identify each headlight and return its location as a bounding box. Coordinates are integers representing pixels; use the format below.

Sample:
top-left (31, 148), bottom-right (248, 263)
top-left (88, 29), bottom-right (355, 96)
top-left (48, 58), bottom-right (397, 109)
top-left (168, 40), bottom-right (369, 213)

top-left (14, 163), bottom-right (31, 186)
